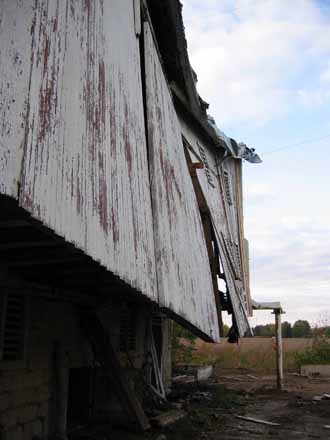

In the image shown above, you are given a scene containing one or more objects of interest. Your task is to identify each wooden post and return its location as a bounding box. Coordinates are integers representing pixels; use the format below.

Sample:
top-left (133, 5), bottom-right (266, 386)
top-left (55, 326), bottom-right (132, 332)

top-left (274, 310), bottom-right (283, 390)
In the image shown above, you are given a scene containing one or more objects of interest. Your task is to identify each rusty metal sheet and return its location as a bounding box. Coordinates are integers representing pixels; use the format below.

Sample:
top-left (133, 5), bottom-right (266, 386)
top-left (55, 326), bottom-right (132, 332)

top-left (4, 0), bottom-right (157, 301)
top-left (144, 22), bottom-right (219, 341)
top-left (0, 1), bottom-right (35, 198)
top-left (180, 119), bottom-right (250, 336)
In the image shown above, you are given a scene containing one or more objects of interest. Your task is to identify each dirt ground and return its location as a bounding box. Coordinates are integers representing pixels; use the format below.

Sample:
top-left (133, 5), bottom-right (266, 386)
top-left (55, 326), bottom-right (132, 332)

top-left (75, 369), bottom-right (330, 440)
top-left (150, 369), bottom-right (330, 440)
top-left (209, 369), bottom-right (330, 439)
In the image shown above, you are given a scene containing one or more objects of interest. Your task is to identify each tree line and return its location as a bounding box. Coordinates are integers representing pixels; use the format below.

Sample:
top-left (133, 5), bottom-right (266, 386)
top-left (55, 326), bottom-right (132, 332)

top-left (252, 320), bottom-right (330, 338)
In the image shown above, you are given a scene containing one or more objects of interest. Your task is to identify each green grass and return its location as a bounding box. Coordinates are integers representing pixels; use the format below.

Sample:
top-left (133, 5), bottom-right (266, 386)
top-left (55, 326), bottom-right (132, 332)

top-left (294, 336), bottom-right (330, 367)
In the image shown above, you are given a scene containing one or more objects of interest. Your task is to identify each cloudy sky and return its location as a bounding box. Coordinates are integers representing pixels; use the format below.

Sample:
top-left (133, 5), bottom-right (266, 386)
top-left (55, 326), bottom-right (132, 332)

top-left (181, 0), bottom-right (330, 326)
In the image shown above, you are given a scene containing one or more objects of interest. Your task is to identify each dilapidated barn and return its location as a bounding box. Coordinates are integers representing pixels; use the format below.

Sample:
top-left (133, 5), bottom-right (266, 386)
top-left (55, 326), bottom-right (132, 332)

top-left (0, 0), bottom-right (260, 437)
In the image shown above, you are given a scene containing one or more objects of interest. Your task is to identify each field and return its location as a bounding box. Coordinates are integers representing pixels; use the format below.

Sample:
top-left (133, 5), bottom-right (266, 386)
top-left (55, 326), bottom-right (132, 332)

top-left (175, 337), bottom-right (313, 372)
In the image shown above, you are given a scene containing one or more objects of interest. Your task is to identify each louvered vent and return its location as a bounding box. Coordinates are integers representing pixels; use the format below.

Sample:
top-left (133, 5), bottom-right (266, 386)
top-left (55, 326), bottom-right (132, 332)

top-left (224, 238), bottom-right (241, 280)
top-left (197, 142), bottom-right (215, 188)
top-left (1, 291), bottom-right (26, 362)
top-left (223, 170), bottom-right (233, 205)
top-left (152, 315), bottom-right (162, 327)
top-left (119, 306), bottom-right (136, 352)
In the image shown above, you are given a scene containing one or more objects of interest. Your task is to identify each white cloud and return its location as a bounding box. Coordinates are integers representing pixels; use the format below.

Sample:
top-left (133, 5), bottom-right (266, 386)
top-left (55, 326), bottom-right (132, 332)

top-left (244, 182), bottom-right (277, 204)
top-left (320, 62), bottom-right (330, 83)
top-left (246, 215), bottom-right (330, 324)
top-left (182, 0), bottom-right (330, 128)
top-left (298, 88), bottom-right (330, 106)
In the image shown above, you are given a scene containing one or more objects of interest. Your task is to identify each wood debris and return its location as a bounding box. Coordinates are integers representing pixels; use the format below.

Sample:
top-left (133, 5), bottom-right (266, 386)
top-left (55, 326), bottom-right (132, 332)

top-left (246, 374), bottom-right (258, 380)
top-left (235, 415), bottom-right (280, 427)
top-left (150, 410), bottom-right (186, 428)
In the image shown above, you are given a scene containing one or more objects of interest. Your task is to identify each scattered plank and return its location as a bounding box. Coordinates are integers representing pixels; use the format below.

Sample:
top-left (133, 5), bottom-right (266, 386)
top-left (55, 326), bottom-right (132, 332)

top-left (219, 375), bottom-right (245, 381)
top-left (172, 375), bottom-right (196, 384)
top-left (235, 415), bottom-right (280, 427)
top-left (227, 424), bottom-right (263, 435)
top-left (150, 410), bottom-right (186, 428)
top-left (313, 394), bottom-right (330, 401)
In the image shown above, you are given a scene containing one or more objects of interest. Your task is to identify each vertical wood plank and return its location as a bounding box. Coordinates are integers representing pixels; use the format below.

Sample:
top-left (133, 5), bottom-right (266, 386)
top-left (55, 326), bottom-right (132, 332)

top-left (0, 0), bottom-right (35, 197)
top-left (133, 0), bottom-right (141, 36)
top-left (180, 120), bottom-right (251, 336)
top-left (144, 22), bottom-right (219, 342)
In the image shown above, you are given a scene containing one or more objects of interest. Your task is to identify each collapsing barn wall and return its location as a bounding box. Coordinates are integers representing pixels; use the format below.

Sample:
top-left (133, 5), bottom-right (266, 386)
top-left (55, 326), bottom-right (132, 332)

top-left (179, 116), bottom-right (251, 336)
top-left (0, 0), bottom-right (221, 342)
top-left (144, 22), bottom-right (220, 341)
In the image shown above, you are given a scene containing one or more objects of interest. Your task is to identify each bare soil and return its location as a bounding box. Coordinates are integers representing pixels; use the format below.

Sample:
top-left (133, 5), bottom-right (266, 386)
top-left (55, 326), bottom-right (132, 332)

top-left (210, 370), bottom-right (330, 439)
top-left (152, 370), bottom-right (330, 440)
top-left (74, 369), bottom-right (330, 440)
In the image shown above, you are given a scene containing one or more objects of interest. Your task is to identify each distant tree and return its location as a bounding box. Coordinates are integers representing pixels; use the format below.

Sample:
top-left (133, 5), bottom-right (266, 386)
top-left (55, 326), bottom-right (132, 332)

top-left (223, 324), bottom-right (230, 337)
top-left (292, 320), bottom-right (311, 338)
top-left (253, 323), bottom-right (275, 337)
top-left (253, 325), bottom-right (264, 336)
top-left (282, 321), bottom-right (292, 338)
top-left (312, 326), bottom-right (330, 338)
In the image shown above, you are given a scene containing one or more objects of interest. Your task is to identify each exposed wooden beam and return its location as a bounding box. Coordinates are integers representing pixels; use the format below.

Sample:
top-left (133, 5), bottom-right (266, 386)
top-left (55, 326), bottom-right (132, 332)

top-left (201, 214), bottom-right (223, 336)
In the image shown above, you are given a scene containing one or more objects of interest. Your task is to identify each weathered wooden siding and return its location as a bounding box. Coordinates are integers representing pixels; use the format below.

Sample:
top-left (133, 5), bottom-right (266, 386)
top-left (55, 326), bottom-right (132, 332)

top-left (179, 119), bottom-right (250, 336)
top-left (0, 0), bottom-right (157, 301)
top-left (0, 1), bottom-right (34, 197)
top-left (144, 22), bottom-right (219, 341)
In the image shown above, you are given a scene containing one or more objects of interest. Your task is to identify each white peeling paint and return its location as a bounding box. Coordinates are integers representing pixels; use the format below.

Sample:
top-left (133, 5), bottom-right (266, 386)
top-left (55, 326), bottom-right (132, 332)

top-left (0, 0), bottom-right (157, 303)
top-left (144, 22), bottom-right (219, 342)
